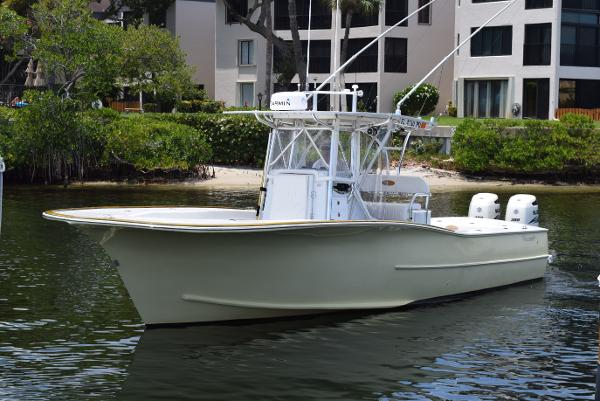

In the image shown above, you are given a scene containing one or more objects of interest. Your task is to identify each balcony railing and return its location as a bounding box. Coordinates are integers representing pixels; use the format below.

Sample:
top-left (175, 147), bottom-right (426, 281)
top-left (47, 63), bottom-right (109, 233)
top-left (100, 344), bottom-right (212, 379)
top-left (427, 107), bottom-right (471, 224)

top-left (523, 43), bottom-right (551, 65)
top-left (560, 43), bottom-right (600, 67)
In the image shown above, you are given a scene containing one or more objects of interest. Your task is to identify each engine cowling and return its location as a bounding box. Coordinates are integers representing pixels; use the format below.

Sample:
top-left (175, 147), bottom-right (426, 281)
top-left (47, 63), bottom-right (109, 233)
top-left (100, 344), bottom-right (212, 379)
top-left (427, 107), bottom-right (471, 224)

top-left (505, 194), bottom-right (539, 226)
top-left (468, 193), bottom-right (501, 219)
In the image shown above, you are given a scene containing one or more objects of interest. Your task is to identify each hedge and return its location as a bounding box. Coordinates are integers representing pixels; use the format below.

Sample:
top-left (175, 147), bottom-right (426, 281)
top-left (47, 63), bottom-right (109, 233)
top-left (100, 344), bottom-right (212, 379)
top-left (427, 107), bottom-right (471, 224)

top-left (452, 114), bottom-right (599, 175)
top-left (146, 112), bottom-right (269, 166)
top-left (0, 97), bottom-right (268, 182)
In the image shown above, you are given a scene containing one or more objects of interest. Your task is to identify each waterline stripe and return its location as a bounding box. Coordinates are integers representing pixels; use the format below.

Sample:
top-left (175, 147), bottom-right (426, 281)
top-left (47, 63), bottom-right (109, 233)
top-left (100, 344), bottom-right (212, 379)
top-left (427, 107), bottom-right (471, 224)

top-left (394, 255), bottom-right (550, 270)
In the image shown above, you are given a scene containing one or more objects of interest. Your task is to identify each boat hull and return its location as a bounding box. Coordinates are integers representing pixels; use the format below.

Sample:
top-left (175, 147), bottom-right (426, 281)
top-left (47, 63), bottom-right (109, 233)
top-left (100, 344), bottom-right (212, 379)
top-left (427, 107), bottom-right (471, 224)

top-left (76, 221), bottom-right (548, 325)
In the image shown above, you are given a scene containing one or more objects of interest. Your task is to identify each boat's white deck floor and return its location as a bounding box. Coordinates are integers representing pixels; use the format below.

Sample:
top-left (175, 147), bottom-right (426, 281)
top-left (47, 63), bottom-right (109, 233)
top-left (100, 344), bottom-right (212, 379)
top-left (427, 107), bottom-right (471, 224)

top-left (43, 207), bottom-right (546, 235)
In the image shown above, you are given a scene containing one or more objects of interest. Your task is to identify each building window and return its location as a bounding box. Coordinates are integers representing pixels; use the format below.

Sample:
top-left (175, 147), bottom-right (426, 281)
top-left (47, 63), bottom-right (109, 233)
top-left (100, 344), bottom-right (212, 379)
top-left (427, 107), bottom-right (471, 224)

top-left (523, 23), bottom-right (552, 65)
top-left (526, 0), bottom-right (553, 9)
top-left (560, 5), bottom-right (600, 67)
top-left (385, 0), bottom-right (408, 26)
top-left (226, 0), bottom-right (248, 24)
top-left (418, 0), bottom-right (432, 24)
top-left (342, 38), bottom-right (378, 72)
top-left (559, 79), bottom-right (600, 108)
top-left (273, 40), bottom-right (330, 74)
top-left (470, 26), bottom-right (512, 56)
top-left (274, 0), bottom-right (332, 30)
top-left (464, 79), bottom-right (508, 118)
top-left (239, 82), bottom-right (254, 107)
top-left (523, 78), bottom-right (550, 119)
top-left (239, 40), bottom-right (254, 66)
top-left (342, 12), bottom-right (379, 28)
top-left (384, 37), bottom-right (407, 72)
top-left (305, 40), bottom-right (331, 73)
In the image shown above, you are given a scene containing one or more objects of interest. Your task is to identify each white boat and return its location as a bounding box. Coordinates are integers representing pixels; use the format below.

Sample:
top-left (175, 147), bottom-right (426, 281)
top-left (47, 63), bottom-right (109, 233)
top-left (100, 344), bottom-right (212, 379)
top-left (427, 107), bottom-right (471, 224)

top-left (43, 88), bottom-right (549, 325)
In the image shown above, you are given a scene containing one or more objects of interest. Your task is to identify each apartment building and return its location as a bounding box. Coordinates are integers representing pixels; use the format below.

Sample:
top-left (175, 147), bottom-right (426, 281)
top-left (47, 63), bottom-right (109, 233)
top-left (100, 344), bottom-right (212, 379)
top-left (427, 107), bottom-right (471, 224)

top-left (215, 0), bottom-right (456, 113)
top-left (91, 0), bottom-right (216, 98)
top-left (454, 0), bottom-right (600, 120)
top-left (165, 0), bottom-right (216, 98)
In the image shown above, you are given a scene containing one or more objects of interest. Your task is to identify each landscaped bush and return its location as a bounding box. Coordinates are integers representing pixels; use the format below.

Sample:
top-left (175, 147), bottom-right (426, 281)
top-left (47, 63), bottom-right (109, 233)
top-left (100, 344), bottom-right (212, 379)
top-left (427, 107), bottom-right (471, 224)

top-left (393, 84), bottom-right (440, 116)
top-left (452, 114), bottom-right (598, 176)
top-left (176, 99), bottom-right (224, 113)
top-left (147, 112), bottom-right (269, 166)
top-left (106, 115), bottom-right (212, 171)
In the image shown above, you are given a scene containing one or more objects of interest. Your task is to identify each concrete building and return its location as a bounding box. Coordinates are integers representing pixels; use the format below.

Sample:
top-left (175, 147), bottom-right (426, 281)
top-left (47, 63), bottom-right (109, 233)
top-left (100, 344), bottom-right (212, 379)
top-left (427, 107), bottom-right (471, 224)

top-left (165, 0), bottom-right (216, 98)
top-left (91, 0), bottom-right (217, 98)
top-left (454, 0), bottom-right (600, 119)
top-left (215, 0), bottom-right (456, 113)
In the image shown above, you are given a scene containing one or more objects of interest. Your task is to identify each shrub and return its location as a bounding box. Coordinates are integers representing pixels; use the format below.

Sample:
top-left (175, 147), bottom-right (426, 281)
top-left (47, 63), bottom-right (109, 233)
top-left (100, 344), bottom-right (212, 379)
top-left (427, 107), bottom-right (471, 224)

top-left (559, 113), bottom-right (600, 168)
top-left (11, 91), bottom-right (100, 183)
top-left (452, 119), bottom-right (502, 172)
top-left (176, 99), bottom-right (224, 113)
top-left (143, 103), bottom-right (158, 113)
top-left (147, 113), bottom-right (269, 166)
top-left (393, 84), bottom-right (440, 116)
top-left (106, 116), bottom-right (212, 171)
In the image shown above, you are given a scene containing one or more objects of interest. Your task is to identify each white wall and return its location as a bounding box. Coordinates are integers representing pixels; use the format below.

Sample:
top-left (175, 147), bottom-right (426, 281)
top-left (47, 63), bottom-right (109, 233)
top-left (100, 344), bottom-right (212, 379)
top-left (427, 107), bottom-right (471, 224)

top-left (453, 1), bottom-right (558, 118)
top-left (167, 0), bottom-right (216, 98)
top-left (215, 0), bottom-right (455, 113)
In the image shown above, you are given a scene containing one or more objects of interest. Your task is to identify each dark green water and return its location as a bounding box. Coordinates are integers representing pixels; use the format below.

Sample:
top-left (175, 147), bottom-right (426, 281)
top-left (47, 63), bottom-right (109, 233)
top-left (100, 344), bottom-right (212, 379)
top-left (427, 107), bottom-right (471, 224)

top-left (0, 185), bottom-right (598, 400)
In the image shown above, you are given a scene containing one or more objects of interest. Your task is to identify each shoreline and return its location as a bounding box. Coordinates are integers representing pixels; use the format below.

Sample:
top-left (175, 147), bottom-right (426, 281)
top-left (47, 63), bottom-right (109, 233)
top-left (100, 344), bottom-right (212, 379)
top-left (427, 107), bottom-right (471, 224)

top-left (70, 165), bottom-right (600, 192)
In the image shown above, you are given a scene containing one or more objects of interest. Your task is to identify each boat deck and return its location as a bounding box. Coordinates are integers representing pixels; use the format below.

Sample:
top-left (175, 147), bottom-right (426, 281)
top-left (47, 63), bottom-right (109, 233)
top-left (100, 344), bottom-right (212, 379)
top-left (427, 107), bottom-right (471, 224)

top-left (43, 207), bottom-right (546, 235)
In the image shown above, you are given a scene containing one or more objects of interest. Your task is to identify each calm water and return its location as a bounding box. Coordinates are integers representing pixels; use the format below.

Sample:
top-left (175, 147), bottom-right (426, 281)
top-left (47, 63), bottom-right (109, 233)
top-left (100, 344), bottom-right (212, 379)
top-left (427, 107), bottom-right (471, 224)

top-left (0, 185), bottom-right (598, 400)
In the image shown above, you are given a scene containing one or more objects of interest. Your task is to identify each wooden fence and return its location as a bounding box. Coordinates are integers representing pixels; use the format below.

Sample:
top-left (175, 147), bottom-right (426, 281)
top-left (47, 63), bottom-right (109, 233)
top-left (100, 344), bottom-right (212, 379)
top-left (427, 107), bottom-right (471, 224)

top-left (555, 108), bottom-right (600, 121)
top-left (108, 100), bottom-right (142, 113)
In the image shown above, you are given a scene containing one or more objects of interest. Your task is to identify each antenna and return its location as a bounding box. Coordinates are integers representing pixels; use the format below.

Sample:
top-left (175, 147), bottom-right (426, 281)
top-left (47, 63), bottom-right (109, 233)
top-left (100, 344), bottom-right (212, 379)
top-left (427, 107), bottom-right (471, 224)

top-left (396, 0), bottom-right (519, 114)
top-left (305, 0), bottom-right (313, 90)
top-left (312, 0), bottom-right (440, 97)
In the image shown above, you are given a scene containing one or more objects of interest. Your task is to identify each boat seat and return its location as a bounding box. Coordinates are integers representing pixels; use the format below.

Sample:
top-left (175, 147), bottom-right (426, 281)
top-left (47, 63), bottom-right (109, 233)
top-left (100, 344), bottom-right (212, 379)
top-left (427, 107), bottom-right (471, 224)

top-left (364, 201), bottom-right (421, 221)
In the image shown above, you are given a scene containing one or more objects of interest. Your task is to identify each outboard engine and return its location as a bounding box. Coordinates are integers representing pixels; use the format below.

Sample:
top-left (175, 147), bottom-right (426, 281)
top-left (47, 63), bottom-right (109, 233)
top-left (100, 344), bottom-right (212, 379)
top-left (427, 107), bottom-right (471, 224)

top-left (505, 194), bottom-right (539, 226)
top-left (468, 193), bottom-right (501, 219)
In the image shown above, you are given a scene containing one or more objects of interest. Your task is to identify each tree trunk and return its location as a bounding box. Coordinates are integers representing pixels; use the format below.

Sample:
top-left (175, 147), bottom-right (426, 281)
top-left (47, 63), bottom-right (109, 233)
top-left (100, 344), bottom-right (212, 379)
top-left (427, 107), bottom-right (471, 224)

top-left (0, 58), bottom-right (25, 86)
top-left (341, 10), bottom-right (353, 68)
top-left (263, 0), bottom-right (272, 104)
top-left (287, 0), bottom-right (306, 89)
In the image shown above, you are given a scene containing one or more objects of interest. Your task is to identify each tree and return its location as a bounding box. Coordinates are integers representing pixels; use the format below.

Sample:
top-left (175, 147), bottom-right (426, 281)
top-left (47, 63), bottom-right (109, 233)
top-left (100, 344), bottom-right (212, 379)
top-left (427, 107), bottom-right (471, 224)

top-left (392, 84), bottom-right (440, 116)
top-left (0, 4), bottom-right (30, 85)
top-left (32, 0), bottom-right (123, 100)
top-left (330, 0), bottom-right (381, 70)
top-left (120, 24), bottom-right (195, 110)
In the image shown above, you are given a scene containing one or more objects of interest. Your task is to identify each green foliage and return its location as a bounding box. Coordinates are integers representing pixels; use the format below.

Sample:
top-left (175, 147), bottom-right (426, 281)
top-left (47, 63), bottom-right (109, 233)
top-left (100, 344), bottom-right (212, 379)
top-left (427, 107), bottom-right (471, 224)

top-left (106, 115), bottom-right (211, 171)
top-left (0, 4), bottom-right (29, 64)
top-left (452, 116), bottom-right (598, 174)
top-left (176, 99), bottom-right (224, 113)
top-left (32, 0), bottom-right (124, 100)
top-left (447, 101), bottom-right (457, 118)
top-left (559, 113), bottom-right (600, 167)
top-left (452, 119), bottom-right (502, 172)
top-left (393, 84), bottom-right (440, 116)
top-left (120, 24), bottom-right (195, 104)
top-left (147, 113), bottom-right (269, 166)
top-left (9, 90), bottom-right (112, 182)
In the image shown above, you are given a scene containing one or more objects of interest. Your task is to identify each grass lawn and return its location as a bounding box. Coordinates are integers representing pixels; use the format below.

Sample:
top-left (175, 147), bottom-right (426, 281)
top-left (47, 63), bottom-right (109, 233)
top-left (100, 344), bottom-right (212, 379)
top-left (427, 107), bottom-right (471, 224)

top-left (428, 115), bottom-right (600, 128)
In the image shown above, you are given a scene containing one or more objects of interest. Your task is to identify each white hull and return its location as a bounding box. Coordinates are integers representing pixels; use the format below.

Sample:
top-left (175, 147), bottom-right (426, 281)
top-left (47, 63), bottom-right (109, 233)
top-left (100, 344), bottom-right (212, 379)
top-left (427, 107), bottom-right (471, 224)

top-left (44, 207), bottom-right (548, 325)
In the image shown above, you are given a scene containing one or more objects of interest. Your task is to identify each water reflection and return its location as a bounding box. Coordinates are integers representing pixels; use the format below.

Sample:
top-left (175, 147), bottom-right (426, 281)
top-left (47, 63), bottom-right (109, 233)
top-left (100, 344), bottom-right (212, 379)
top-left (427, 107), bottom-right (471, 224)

top-left (0, 186), bottom-right (597, 400)
top-left (119, 283), bottom-right (596, 401)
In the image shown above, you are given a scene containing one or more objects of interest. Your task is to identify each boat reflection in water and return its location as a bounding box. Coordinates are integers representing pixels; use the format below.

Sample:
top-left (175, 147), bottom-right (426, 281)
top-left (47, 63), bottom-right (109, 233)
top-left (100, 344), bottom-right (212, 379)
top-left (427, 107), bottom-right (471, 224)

top-left (117, 281), bottom-right (594, 401)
